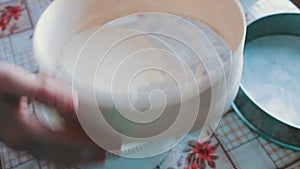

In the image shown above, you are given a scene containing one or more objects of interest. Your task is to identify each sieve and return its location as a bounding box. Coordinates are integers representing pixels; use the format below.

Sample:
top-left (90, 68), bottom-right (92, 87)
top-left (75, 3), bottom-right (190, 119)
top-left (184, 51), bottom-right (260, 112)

top-left (233, 13), bottom-right (300, 151)
top-left (33, 0), bottom-right (246, 162)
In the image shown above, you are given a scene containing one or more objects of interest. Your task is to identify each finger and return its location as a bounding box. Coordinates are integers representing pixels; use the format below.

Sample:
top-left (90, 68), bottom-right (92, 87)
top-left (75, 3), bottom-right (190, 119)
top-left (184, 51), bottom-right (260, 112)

top-left (0, 62), bottom-right (37, 97)
top-left (0, 92), bottom-right (106, 163)
top-left (0, 94), bottom-right (19, 123)
top-left (0, 94), bottom-right (62, 146)
top-left (17, 102), bottom-right (107, 163)
top-left (0, 95), bottom-right (49, 150)
top-left (33, 76), bottom-right (79, 122)
top-left (0, 62), bottom-right (78, 120)
top-left (18, 101), bottom-right (102, 150)
top-left (25, 129), bottom-right (107, 164)
top-left (25, 140), bottom-right (107, 164)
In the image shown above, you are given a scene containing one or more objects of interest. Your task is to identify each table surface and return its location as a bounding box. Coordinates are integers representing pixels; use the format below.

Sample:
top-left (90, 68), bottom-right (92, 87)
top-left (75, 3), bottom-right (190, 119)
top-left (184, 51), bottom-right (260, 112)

top-left (0, 0), bottom-right (300, 169)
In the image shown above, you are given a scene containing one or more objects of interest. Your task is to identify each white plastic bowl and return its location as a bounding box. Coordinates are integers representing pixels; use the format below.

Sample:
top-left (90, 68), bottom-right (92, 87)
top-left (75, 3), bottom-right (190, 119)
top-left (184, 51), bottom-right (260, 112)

top-left (33, 0), bottom-right (246, 159)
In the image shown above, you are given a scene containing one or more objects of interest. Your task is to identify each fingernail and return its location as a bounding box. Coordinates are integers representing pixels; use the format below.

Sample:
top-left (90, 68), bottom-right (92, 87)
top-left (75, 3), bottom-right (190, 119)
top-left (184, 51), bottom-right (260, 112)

top-left (33, 101), bottom-right (66, 132)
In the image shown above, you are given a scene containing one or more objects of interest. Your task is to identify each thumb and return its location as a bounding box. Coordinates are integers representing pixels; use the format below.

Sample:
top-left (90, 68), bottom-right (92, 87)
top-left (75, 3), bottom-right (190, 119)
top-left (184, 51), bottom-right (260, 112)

top-left (33, 75), bottom-right (78, 120)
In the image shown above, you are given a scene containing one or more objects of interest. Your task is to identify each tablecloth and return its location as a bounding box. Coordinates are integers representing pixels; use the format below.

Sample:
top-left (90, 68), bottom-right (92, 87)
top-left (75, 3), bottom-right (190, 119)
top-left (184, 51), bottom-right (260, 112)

top-left (0, 0), bottom-right (299, 168)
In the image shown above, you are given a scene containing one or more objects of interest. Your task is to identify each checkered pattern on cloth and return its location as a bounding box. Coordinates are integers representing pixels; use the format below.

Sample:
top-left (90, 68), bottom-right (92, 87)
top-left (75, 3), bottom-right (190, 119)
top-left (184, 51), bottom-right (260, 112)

top-left (216, 112), bottom-right (257, 151)
top-left (0, 0), bottom-right (300, 169)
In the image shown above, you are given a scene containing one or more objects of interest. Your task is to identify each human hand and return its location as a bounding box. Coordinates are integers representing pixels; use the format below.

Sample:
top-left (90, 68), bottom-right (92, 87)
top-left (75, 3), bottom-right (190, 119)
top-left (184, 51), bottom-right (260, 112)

top-left (0, 62), bottom-right (106, 164)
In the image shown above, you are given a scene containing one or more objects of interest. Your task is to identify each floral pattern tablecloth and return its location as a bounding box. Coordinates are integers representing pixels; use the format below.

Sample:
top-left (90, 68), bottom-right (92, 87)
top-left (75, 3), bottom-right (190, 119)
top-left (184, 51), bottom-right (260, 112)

top-left (0, 0), bottom-right (300, 168)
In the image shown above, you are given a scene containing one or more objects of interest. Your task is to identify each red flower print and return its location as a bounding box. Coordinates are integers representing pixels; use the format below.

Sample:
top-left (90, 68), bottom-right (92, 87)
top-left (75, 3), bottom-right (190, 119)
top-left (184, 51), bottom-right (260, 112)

top-left (0, 5), bottom-right (23, 33)
top-left (191, 162), bottom-right (199, 169)
top-left (6, 6), bottom-right (23, 20)
top-left (0, 14), bottom-right (9, 31)
top-left (184, 140), bottom-right (219, 169)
